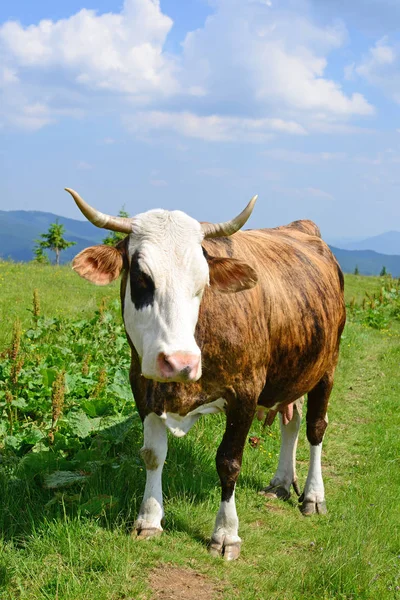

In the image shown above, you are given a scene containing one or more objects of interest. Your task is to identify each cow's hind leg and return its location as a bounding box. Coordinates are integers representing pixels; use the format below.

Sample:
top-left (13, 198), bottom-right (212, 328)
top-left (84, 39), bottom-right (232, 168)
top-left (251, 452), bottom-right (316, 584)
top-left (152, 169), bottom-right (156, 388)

top-left (209, 399), bottom-right (255, 561)
top-left (260, 397), bottom-right (303, 500)
top-left (134, 413), bottom-right (168, 539)
top-left (300, 371), bottom-right (333, 516)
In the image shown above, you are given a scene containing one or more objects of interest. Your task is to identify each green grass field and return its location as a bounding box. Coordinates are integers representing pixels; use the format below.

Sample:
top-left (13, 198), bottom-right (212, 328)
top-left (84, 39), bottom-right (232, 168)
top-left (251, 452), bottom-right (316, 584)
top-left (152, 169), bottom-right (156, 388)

top-left (0, 262), bottom-right (399, 599)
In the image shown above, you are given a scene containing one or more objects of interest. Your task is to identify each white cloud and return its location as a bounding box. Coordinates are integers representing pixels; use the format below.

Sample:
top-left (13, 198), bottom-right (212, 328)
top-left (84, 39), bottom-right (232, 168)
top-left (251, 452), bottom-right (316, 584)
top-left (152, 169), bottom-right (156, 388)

top-left (354, 151), bottom-right (400, 166)
top-left (197, 167), bottom-right (233, 178)
top-left (305, 187), bottom-right (334, 200)
top-left (355, 37), bottom-right (400, 104)
top-left (181, 0), bottom-right (373, 119)
top-left (273, 184), bottom-right (334, 201)
top-left (0, 0), bottom-right (177, 129)
top-left (124, 110), bottom-right (306, 142)
top-left (310, 0), bottom-right (400, 35)
top-left (150, 178), bottom-right (168, 187)
top-left (0, 0), bottom-right (374, 134)
top-left (77, 161), bottom-right (94, 170)
top-left (0, 66), bottom-right (18, 86)
top-left (263, 148), bottom-right (346, 164)
top-left (0, 0), bottom-right (176, 96)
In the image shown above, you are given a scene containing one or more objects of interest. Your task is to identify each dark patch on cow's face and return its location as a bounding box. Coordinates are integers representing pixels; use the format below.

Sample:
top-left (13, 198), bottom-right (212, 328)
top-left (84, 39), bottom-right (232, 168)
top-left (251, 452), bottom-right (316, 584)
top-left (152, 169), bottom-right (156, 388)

top-left (130, 251), bottom-right (155, 310)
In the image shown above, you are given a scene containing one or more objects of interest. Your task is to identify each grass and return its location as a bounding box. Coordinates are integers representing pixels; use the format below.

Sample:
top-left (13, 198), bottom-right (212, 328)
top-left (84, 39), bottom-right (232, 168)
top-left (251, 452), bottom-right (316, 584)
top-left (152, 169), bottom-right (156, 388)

top-left (0, 263), bottom-right (400, 599)
top-left (0, 261), bottom-right (118, 351)
top-left (343, 273), bottom-right (383, 303)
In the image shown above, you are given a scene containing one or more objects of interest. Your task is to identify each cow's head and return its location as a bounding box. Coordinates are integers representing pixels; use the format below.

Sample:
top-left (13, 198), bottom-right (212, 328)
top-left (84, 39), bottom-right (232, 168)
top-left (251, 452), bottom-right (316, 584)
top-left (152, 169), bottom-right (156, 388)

top-left (67, 188), bottom-right (258, 383)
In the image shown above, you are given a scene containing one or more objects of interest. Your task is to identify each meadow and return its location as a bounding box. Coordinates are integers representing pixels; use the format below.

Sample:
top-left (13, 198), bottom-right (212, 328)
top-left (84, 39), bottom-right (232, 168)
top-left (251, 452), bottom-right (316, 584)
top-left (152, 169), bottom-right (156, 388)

top-left (0, 260), bottom-right (399, 600)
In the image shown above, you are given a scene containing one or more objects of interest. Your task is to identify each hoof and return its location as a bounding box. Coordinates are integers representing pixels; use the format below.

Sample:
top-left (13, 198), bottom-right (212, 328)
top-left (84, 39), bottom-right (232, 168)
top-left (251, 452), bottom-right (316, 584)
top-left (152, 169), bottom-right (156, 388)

top-left (133, 526), bottom-right (163, 540)
top-left (209, 537), bottom-right (242, 561)
top-left (259, 485), bottom-right (291, 501)
top-left (299, 500), bottom-right (327, 516)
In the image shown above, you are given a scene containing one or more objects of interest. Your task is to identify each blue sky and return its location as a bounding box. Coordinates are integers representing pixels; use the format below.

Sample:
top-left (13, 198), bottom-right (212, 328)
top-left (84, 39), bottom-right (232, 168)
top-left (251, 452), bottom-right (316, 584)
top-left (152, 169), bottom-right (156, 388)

top-left (1, 0), bottom-right (399, 240)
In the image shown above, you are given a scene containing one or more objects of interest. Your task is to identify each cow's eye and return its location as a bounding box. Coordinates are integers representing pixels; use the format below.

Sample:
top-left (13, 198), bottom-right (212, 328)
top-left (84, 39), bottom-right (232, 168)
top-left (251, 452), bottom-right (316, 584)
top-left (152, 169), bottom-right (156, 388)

top-left (130, 252), bottom-right (155, 310)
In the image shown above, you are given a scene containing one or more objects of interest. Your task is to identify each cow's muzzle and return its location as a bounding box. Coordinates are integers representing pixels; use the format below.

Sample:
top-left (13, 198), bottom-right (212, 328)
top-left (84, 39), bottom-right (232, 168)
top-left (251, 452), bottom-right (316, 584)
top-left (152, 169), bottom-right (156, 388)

top-left (155, 352), bottom-right (201, 383)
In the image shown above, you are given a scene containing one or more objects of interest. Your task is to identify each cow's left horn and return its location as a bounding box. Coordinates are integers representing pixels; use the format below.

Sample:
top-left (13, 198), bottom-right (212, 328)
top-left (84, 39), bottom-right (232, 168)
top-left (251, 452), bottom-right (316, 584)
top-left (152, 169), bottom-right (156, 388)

top-left (201, 195), bottom-right (257, 239)
top-left (65, 188), bottom-right (133, 234)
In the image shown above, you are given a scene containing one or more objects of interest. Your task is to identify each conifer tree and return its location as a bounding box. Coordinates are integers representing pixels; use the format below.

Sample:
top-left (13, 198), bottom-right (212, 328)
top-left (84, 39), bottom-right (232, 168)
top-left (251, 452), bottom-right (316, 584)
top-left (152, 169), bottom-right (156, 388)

top-left (36, 220), bottom-right (76, 265)
top-left (32, 243), bottom-right (50, 264)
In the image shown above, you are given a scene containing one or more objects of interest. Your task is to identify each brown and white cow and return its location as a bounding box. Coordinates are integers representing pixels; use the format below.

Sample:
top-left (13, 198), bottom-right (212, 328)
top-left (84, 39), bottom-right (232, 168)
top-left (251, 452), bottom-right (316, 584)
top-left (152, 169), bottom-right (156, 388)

top-left (67, 188), bottom-right (346, 561)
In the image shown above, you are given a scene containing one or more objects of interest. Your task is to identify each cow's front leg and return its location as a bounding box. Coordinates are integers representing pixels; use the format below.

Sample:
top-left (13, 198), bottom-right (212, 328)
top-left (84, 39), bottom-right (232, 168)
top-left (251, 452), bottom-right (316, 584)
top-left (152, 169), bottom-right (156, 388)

top-left (209, 402), bottom-right (254, 561)
top-left (134, 413), bottom-right (167, 539)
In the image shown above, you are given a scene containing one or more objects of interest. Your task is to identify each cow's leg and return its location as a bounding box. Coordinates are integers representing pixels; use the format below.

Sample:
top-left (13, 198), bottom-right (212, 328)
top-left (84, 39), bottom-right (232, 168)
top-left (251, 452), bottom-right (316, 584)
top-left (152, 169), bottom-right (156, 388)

top-left (134, 412), bottom-right (168, 539)
top-left (300, 371), bottom-right (333, 516)
top-left (209, 401), bottom-right (255, 561)
top-left (260, 397), bottom-right (303, 500)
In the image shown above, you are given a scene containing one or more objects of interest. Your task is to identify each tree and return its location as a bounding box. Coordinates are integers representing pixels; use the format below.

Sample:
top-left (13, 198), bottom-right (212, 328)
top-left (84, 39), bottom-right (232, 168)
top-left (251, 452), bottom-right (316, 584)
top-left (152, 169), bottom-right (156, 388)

top-left (102, 206), bottom-right (130, 246)
top-left (380, 266), bottom-right (387, 277)
top-left (37, 220), bottom-right (76, 265)
top-left (32, 243), bottom-right (50, 264)
top-left (354, 265), bottom-right (359, 275)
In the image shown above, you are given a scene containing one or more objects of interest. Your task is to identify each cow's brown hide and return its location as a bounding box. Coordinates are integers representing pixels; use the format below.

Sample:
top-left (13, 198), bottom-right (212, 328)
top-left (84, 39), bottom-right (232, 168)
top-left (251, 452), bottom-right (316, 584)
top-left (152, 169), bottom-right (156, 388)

top-left (121, 220), bottom-right (345, 422)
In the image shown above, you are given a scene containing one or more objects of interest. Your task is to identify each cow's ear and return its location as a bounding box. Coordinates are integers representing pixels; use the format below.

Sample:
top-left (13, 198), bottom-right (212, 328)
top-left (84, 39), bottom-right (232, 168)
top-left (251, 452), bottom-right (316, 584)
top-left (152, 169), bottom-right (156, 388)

top-left (72, 241), bottom-right (127, 286)
top-left (206, 256), bottom-right (258, 293)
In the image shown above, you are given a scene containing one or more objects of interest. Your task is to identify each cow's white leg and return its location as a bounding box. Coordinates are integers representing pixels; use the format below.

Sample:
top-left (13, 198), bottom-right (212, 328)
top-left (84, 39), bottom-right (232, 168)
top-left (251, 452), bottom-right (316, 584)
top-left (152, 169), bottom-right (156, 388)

top-left (300, 440), bottom-right (327, 515)
top-left (134, 413), bottom-right (167, 538)
top-left (261, 398), bottom-right (302, 500)
top-left (210, 488), bottom-right (241, 561)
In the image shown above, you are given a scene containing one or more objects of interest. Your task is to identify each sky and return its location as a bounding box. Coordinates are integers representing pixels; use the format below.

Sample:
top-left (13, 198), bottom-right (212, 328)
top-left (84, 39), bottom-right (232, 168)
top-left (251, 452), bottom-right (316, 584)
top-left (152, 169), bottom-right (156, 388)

top-left (1, 0), bottom-right (400, 241)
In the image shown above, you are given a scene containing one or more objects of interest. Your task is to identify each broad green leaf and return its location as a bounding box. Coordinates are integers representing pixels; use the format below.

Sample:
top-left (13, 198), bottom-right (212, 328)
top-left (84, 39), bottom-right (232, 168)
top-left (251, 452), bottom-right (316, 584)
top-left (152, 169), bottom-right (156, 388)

top-left (80, 494), bottom-right (117, 516)
top-left (97, 415), bottom-right (136, 444)
top-left (11, 398), bottom-right (28, 409)
top-left (3, 436), bottom-right (20, 450)
top-left (43, 470), bottom-right (89, 489)
top-left (16, 451), bottom-right (68, 478)
top-left (81, 399), bottom-right (113, 418)
top-left (41, 368), bottom-right (57, 388)
top-left (23, 428), bottom-right (45, 445)
top-left (66, 410), bottom-right (93, 439)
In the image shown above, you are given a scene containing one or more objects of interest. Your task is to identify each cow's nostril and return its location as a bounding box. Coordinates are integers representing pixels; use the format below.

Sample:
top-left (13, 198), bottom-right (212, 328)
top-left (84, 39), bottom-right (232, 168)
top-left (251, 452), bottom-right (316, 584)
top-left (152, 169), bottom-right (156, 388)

top-left (158, 352), bottom-right (174, 376)
top-left (157, 352), bottom-right (200, 380)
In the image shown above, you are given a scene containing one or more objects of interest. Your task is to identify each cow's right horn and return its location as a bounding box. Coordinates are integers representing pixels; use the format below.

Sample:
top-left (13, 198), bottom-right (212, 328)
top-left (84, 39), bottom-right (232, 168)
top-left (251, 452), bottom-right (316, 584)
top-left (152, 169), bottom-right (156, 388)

top-left (201, 195), bottom-right (257, 239)
top-left (65, 188), bottom-right (133, 233)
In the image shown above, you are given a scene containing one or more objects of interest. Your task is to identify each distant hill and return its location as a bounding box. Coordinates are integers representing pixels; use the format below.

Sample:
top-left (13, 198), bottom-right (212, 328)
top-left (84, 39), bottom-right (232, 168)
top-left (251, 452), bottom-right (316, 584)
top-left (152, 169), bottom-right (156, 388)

top-left (1, 210), bottom-right (400, 276)
top-left (330, 246), bottom-right (400, 277)
top-left (336, 231), bottom-right (400, 256)
top-left (0, 210), bottom-right (104, 263)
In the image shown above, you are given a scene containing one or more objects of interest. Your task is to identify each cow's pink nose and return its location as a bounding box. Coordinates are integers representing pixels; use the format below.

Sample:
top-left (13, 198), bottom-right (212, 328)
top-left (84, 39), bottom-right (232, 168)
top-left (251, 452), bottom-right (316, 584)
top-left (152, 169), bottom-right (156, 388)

top-left (157, 352), bottom-right (200, 381)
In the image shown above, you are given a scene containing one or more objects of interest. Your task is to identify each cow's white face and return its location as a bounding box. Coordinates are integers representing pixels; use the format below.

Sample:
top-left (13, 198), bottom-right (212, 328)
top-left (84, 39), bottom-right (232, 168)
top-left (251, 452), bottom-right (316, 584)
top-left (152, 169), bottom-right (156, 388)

top-left (72, 207), bottom-right (258, 384)
top-left (123, 210), bottom-right (208, 382)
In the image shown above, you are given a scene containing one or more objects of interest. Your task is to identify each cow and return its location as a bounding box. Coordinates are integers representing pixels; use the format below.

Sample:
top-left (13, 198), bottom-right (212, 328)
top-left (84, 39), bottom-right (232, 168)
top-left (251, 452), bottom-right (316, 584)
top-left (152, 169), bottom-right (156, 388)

top-left (66, 188), bottom-right (346, 561)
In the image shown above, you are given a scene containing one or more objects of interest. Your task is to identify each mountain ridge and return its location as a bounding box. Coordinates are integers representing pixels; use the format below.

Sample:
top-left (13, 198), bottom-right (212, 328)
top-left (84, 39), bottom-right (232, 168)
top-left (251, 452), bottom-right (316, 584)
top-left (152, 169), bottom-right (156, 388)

top-left (1, 210), bottom-right (400, 275)
top-left (332, 230), bottom-right (400, 256)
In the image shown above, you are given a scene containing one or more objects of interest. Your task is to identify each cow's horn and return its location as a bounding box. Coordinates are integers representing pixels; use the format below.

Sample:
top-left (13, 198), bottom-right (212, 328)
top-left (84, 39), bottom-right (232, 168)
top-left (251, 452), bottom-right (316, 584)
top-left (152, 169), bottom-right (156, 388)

top-left (201, 195), bottom-right (258, 239)
top-left (65, 188), bottom-right (133, 234)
